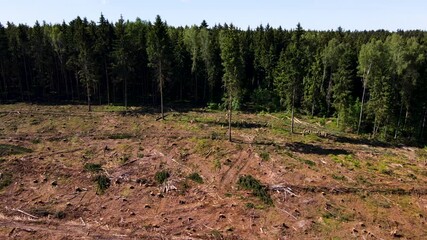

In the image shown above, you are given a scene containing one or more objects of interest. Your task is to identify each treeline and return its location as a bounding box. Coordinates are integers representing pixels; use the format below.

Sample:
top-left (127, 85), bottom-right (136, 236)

top-left (0, 15), bottom-right (427, 142)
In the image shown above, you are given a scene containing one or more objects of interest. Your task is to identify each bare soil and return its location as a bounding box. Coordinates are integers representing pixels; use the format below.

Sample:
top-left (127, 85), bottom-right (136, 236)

top-left (0, 104), bottom-right (426, 239)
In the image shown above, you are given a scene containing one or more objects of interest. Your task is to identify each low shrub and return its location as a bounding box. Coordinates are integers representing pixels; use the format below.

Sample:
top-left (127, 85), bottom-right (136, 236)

top-left (188, 172), bottom-right (203, 183)
top-left (237, 175), bottom-right (273, 205)
top-left (0, 172), bottom-right (13, 190)
top-left (155, 170), bottom-right (170, 184)
top-left (84, 163), bottom-right (102, 172)
top-left (94, 174), bottom-right (110, 194)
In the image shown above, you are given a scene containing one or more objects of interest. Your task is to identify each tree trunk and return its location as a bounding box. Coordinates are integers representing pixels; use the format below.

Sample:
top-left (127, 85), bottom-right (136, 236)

top-left (420, 107), bottom-right (427, 141)
top-left (311, 97), bottom-right (315, 117)
top-left (18, 70), bottom-right (24, 102)
top-left (86, 82), bottom-right (91, 112)
top-left (394, 103), bottom-right (403, 139)
top-left (357, 64), bottom-right (371, 135)
top-left (0, 61), bottom-right (7, 99)
top-left (23, 56), bottom-right (31, 101)
top-left (75, 72), bottom-right (80, 100)
top-left (203, 76), bottom-right (207, 102)
top-left (98, 82), bottom-right (102, 105)
top-left (320, 65), bottom-right (327, 98)
top-left (180, 76), bottom-right (183, 101)
top-left (62, 64), bottom-right (69, 99)
top-left (337, 115), bottom-right (340, 129)
top-left (326, 70), bottom-right (333, 115)
top-left (195, 74), bottom-right (198, 103)
top-left (357, 84), bottom-right (366, 135)
top-left (160, 62), bottom-right (164, 120)
top-left (124, 77), bottom-right (128, 109)
top-left (403, 108), bottom-right (409, 130)
top-left (228, 94), bottom-right (232, 142)
top-left (104, 59), bottom-right (110, 105)
top-left (70, 72), bottom-right (74, 101)
top-left (291, 86), bottom-right (295, 134)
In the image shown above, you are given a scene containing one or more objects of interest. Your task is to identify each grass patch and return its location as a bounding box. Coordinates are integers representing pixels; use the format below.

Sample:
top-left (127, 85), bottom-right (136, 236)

top-left (120, 154), bottom-right (130, 164)
top-left (31, 208), bottom-right (52, 217)
top-left (193, 138), bottom-right (211, 154)
top-left (83, 163), bottom-right (103, 172)
top-left (188, 172), bottom-right (203, 183)
top-left (213, 159), bottom-right (221, 170)
top-left (259, 151), bottom-right (270, 161)
top-left (108, 133), bottom-right (133, 139)
top-left (0, 173), bottom-right (13, 190)
top-left (356, 175), bottom-right (372, 186)
top-left (155, 170), bottom-right (170, 184)
top-left (378, 162), bottom-right (393, 175)
top-left (245, 202), bottom-right (256, 209)
top-left (94, 174), bottom-right (110, 195)
top-left (332, 174), bottom-right (346, 181)
top-left (102, 105), bottom-right (127, 112)
top-left (210, 131), bottom-right (222, 140)
top-left (0, 144), bottom-right (32, 157)
top-left (303, 159), bottom-right (316, 166)
top-left (330, 154), bottom-right (360, 170)
top-left (283, 150), bottom-right (316, 167)
top-left (237, 175), bottom-right (273, 205)
top-left (54, 211), bottom-right (66, 219)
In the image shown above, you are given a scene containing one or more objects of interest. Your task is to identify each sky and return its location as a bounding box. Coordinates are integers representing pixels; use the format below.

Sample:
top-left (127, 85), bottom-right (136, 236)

top-left (0, 0), bottom-right (426, 31)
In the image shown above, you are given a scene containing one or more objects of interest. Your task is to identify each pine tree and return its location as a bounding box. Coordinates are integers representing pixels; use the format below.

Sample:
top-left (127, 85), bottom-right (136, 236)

top-left (274, 23), bottom-right (305, 134)
top-left (219, 25), bottom-right (244, 141)
top-left (147, 15), bottom-right (172, 120)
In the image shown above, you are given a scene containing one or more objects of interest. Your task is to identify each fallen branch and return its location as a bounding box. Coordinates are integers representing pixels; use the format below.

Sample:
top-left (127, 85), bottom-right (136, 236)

top-left (120, 159), bottom-right (137, 168)
top-left (278, 208), bottom-right (298, 220)
top-left (270, 185), bottom-right (299, 197)
top-left (8, 207), bottom-right (39, 219)
top-left (80, 217), bottom-right (86, 226)
top-left (156, 114), bottom-right (168, 121)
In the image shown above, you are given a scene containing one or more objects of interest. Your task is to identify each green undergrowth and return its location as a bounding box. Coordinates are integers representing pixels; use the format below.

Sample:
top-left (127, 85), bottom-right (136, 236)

top-left (155, 170), bottom-right (170, 184)
top-left (237, 175), bottom-right (273, 205)
top-left (188, 172), bottom-right (203, 183)
top-left (94, 174), bottom-right (110, 195)
top-left (0, 144), bottom-right (32, 157)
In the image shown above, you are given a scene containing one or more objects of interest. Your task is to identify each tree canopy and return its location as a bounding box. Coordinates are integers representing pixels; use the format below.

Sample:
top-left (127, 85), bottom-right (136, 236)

top-left (1, 16), bottom-right (427, 143)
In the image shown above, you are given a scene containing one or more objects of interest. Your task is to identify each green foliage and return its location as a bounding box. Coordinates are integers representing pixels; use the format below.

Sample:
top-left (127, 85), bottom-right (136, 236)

top-left (108, 133), bottom-right (133, 139)
top-left (155, 170), bottom-right (170, 184)
top-left (84, 163), bottom-right (103, 172)
top-left (0, 144), bottom-right (32, 157)
top-left (330, 154), bottom-right (360, 170)
top-left (251, 88), bottom-right (279, 112)
top-left (54, 211), bottom-right (66, 219)
top-left (245, 202), bottom-right (256, 209)
top-left (332, 174), bottom-right (346, 181)
top-left (378, 162), bottom-right (393, 175)
top-left (206, 102), bottom-right (220, 110)
top-left (303, 159), bottom-right (316, 166)
top-left (213, 159), bottom-right (221, 170)
top-left (259, 151), bottom-right (270, 161)
top-left (188, 172), bottom-right (203, 183)
top-left (0, 172), bottom-right (13, 190)
top-left (2, 16), bottom-right (427, 144)
top-left (237, 175), bottom-right (273, 205)
top-left (94, 174), bottom-right (110, 195)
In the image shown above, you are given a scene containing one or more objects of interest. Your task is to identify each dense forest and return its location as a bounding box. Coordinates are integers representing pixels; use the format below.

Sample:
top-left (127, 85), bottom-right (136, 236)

top-left (0, 15), bottom-right (427, 143)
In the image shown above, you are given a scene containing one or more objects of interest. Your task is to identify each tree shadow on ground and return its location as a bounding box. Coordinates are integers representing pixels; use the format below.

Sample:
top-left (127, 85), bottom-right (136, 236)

top-left (285, 142), bottom-right (350, 155)
top-left (331, 135), bottom-right (394, 148)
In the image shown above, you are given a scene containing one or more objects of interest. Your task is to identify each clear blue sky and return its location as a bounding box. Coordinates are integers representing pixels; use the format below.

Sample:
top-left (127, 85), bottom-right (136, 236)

top-left (0, 0), bottom-right (426, 31)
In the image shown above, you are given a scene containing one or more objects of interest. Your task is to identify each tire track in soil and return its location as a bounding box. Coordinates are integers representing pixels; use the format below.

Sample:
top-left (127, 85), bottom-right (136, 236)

top-left (219, 148), bottom-right (254, 189)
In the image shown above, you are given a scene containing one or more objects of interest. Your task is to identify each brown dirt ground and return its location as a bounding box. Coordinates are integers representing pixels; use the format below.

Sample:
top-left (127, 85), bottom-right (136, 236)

top-left (0, 104), bottom-right (426, 239)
